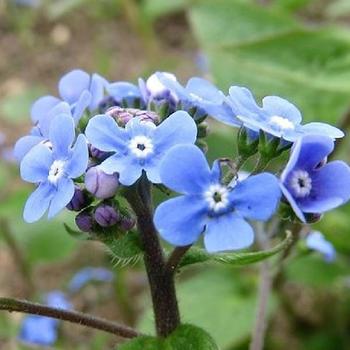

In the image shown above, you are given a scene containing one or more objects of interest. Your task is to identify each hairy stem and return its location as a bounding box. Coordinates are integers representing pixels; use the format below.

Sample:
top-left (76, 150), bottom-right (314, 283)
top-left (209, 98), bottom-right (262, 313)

top-left (165, 245), bottom-right (192, 274)
top-left (0, 297), bottom-right (140, 338)
top-left (125, 176), bottom-right (180, 337)
top-left (250, 223), bottom-right (272, 350)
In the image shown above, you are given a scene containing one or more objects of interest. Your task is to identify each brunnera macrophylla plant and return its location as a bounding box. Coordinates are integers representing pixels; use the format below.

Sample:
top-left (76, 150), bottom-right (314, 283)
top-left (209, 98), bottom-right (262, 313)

top-left (9, 69), bottom-right (350, 349)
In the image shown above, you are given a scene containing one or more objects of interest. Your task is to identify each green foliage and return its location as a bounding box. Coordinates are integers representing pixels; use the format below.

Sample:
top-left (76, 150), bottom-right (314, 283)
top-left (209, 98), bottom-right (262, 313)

top-left (119, 324), bottom-right (218, 350)
top-left (189, 0), bottom-right (350, 123)
top-left (142, 0), bottom-right (187, 20)
top-left (179, 231), bottom-right (292, 268)
top-left (103, 231), bottom-right (143, 266)
top-left (139, 268), bottom-right (276, 348)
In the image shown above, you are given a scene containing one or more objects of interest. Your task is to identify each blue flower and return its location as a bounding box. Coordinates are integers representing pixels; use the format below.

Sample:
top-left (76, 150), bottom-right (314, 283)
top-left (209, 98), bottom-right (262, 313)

top-left (20, 114), bottom-right (88, 222)
top-left (227, 86), bottom-right (344, 141)
top-left (154, 145), bottom-right (281, 252)
top-left (85, 111), bottom-right (197, 186)
top-left (68, 267), bottom-right (114, 293)
top-left (280, 135), bottom-right (350, 222)
top-left (18, 291), bottom-right (71, 346)
top-left (138, 72), bottom-right (178, 109)
top-left (306, 231), bottom-right (336, 262)
top-left (31, 69), bottom-right (107, 123)
top-left (106, 81), bottom-right (142, 107)
top-left (156, 72), bottom-right (240, 125)
top-left (14, 102), bottom-right (72, 162)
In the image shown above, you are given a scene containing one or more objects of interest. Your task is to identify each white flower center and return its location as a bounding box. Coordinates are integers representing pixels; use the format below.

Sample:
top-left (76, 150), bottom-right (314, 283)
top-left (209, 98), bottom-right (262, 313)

top-left (204, 184), bottom-right (229, 212)
top-left (290, 170), bottom-right (312, 197)
top-left (48, 160), bottom-right (66, 184)
top-left (269, 116), bottom-right (295, 130)
top-left (129, 135), bottom-right (154, 158)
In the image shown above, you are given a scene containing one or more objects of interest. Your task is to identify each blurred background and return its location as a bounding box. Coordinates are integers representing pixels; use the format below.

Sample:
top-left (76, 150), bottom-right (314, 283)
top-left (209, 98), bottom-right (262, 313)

top-left (1, 0), bottom-right (350, 349)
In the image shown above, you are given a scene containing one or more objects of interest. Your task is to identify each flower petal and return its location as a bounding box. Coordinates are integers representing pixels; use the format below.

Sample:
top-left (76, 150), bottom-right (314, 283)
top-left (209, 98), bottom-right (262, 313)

top-left (14, 134), bottom-right (44, 162)
top-left (159, 144), bottom-right (212, 194)
top-left (204, 213), bottom-right (254, 253)
top-left (206, 102), bottom-right (241, 127)
top-left (186, 77), bottom-right (224, 104)
top-left (48, 177), bottom-right (75, 218)
top-left (228, 86), bottom-right (261, 116)
top-left (280, 183), bottom-right (306, 222)
top-left (300, 161), bottom-right (350, 213)
top-left (49, 114), bottom-right (75, 157)
top-left (31, 96), bottom-right (60, 123)
top-left (301, 122), bottom-right (344, 139)
top-left (58, 69), bottom-right (90, 104)
top-left (23, 182), bottom-right (53, 223)
top-left (85, 115), bottom-right (128, 152)
top-left (154, 195), bottom-right (207, 246)
top-left (153, 111), bottom-right (197, 153)
top-left (20, 144), bottom-right (53, 183)
top-left (230, 173), bottom-right (281, 221)
top-left (107, 82), bottom-right (141, 102)
top-left (65, 134), bottom-right (88, 178)
top-left (89, 73), bottom-right (108, 110)
top-left (262, 96), bottom-right (302, 124)
top-left (72, 90), bottom-right (91, 122)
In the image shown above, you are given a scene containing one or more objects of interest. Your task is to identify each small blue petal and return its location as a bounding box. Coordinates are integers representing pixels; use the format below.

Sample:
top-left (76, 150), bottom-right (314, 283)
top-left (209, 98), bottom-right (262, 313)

top-left (153, 111), bottom-right (197, 153)
top-left (159, 145), bottom-right (212, 194)
top-left (204, 213), bottom-right (254, 253)
top-left (49, 114), bottom-right (75, 157)
top-left (14, 134), bottom-right (45, 162)
top-left (280, 183), bottom-right (306, 222)
top-left (68, 267), bottom-right (114, 293)
top-left (107, 81), bottom-right (141, 102)
top-left (72, 90), bottom-right (91, 122)
top-left (301, 122), bottom-right (344, 139)
top-left (65, 134), bottom-right (88, 178)
top-left (85, 114), bottom-right (128, 152)
top-left (23, 182), bottom-right (53, 223)
top-left (154, 195), bottom-right (207, 246)
top-left (230, 173), bottom-right (281, 221)
top-left (20, 144), bottom-right (53, 183)
top-left (186, 77), bottom-right (224, 104)
top-left (306, 231), bottom-right (336, 262)
top-left (46, 291), bottom-right (71, 310)
top-left (262, 96), bottom-right (302, 124)
top-left (89, 73), bottom-right (108, 110)
top-left (58, 69), bottom-right (90, 104)
top-left (48, 177), bottom-right (75, 219)
top-left (228, 86), bottom-right (261, 117)
top-left (30, 95), bottom-right (60, 123)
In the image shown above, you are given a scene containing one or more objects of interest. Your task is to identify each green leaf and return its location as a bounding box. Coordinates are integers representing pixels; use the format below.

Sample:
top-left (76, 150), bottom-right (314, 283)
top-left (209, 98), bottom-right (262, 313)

top-left (179, 231), bottom-right (293, 268)
top-left (103, 231), bottom-right (143, 266)
top-left (142, 0), bottom-right (187, 20)
top-left (189, 0), bottom-right (350, 123)
top-left (119, 324), bottom-right (218, 350)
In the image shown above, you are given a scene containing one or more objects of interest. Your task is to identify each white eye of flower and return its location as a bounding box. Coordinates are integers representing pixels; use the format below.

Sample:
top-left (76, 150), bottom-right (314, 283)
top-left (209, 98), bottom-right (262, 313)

top-left (204, 184), bottom-right (229, 212)
top-left (269, 116), bottom-right (295, 131)
top-left (129, 135), bottom-right (154, 159)
top-left (290, 170), bottom-right (312, 198)
top-left (48, 160), bottom-right (66, 184)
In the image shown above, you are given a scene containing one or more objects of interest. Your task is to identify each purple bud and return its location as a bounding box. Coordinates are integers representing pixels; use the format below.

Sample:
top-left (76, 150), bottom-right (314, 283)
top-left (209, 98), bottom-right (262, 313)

top-left (85, 166), bottom-right (119, 199)
top-left (94, 205), bottom-right (119, 227)
top-left (75, 211), bottom-right (93, 232)
top-left (66, 186), bottom-right (90, 211)
top-left (106, 106), bottom-right (160, 127)
top-left (89, 145), bottom-right (109, 160)
top-left (119, 216), bottom-right (136, 231)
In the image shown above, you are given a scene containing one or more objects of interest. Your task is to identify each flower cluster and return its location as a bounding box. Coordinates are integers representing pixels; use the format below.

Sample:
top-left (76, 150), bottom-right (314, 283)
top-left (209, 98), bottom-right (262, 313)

top-left (15, 69), bottom-right (350, 253)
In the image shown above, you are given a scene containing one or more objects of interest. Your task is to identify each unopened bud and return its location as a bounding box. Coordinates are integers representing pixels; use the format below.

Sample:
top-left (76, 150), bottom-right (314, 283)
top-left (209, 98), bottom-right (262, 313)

top-left (119, 216), bottom-right (136, 231)
top-left (66, 186), bottom-right (91, 211)
top-left (85, 166), bottom-right (119, 199)
top-left (106, 107), bottom-right (160, 127)
top-left (89, 145), bottom-right (109, 160)
top-left (75, 211), bottom-right (93, 232)
top-left (94, 204), bottom-right (119, 227)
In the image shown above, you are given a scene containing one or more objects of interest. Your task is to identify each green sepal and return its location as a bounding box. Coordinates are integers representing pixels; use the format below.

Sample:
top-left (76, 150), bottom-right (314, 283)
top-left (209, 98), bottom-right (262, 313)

top-left (237, 127), bottom-right (259, 158)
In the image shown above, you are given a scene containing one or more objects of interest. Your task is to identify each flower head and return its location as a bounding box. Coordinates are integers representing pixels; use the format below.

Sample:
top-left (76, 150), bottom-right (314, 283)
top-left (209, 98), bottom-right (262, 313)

top-left (156, 72), bottom-right (240, 125)
top-left (306, 231), bottom-right (336, 262)
top-left (85, 110), bottom-right (197, 185)
top-left (20, 114), bottom-right (88, 222)
top-left (227, 86), bottom-right (344, 141)
top-left (154, 145), bottom-right (281, 252)
top-left (280, 135), bottom-right (350, 222)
